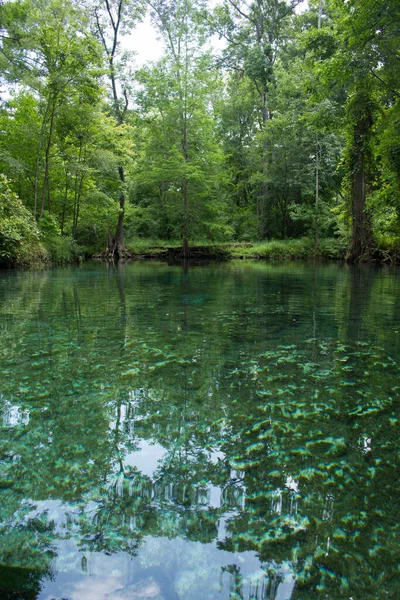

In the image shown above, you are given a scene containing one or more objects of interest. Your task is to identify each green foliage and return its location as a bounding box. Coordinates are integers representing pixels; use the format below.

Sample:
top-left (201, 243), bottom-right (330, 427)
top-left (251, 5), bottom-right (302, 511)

top-left (0, 0), bottom-right (399, 262)
top-left (75, 190), bottom-right (120, 254)
top-left (317, 235), bottom-right (348, 259)
top-left (134, 15), bottom-right (231, 243)
top-left (39, 213), bottom-right (79, 264)
top-left (0, 175), bottom-right (45, 267)
top-left (230, 237), bottom-right (346, 260)
top-left (313, 0), bottom-right (400, 259)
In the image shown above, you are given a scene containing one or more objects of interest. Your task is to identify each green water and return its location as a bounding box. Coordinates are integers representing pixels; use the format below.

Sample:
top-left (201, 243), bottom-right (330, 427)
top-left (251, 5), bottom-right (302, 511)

top-left (0, 261), bottom-right (399, 600)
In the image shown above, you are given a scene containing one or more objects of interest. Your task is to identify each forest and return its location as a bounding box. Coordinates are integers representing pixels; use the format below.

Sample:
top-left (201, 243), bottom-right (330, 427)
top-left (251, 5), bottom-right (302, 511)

top-left (0, 0), bottom-right (399, 267)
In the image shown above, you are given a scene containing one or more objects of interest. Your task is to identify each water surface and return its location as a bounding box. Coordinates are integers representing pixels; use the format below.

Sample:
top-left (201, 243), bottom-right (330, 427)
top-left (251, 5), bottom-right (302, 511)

top-left (0, 261), bottom-right (399, 599)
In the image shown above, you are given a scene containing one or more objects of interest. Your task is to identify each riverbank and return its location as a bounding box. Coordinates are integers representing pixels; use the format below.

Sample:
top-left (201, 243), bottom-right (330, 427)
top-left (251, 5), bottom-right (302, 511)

top-left (123, 237), bottom-right (347, 262)
top-left (3, 236), bottom-right (400, 269)
top-left (122, 237), bottom-right (400, 264)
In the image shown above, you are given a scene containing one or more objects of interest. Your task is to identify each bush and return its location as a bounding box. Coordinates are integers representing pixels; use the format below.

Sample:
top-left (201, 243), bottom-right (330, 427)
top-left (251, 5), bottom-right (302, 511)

top-left (231, 237), bottom-right (347, 260)
top-left (0, 175), bottom-right (46, 267)
top-left (233, 238), bottom-right (314, 260)
top-left (39, 213), bottom-right (79, 264)
top-left (318, 236), bottom-right (348, 259)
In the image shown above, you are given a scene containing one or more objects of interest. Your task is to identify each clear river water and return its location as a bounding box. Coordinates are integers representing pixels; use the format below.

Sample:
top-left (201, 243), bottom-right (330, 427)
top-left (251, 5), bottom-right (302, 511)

top-left (0, 261), bottom-right (399, 600)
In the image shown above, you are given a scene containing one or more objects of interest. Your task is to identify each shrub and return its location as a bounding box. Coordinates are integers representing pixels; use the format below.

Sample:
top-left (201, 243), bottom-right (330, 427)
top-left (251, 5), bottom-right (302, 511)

top-left (231, 237), bottom-right (347, 260)
top-left (0, 175), bottom-right (46, 267)
top-left (39, 213), bottom-right (79, 264)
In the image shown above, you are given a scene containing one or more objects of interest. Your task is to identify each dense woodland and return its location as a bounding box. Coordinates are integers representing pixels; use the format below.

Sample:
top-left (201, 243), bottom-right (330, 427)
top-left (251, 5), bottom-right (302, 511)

top-left (0, 0), bottom-right (399, 266)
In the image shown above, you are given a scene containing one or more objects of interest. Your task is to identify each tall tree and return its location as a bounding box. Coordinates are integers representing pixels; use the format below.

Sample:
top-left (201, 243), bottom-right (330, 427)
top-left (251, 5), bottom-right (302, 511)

top-left (134, 56), bottom-right (230, 242)
top-left (320, 0), bottom-right (400, 261)
top-left (0, 0), bottom-right (103, 221)
top-left (92, 0), bottom-right (144, 259)
top-left (211, 0), bottom-right (301, 239)
top-left (148, 0), bottom-right (230, 254)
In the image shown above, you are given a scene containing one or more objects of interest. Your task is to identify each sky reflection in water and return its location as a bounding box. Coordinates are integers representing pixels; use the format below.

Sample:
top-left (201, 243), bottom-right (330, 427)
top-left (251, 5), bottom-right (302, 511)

top-left (0, 261), bottom-right (399, 599)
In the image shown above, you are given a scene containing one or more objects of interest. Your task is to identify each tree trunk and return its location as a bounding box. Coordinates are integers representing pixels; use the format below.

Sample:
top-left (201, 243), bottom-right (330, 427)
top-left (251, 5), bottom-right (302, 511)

top-left (181, 66), bottom-right (189, 259)
top-left (39, 99), bottom-right (56, 219)
top-left (114, 166), bottom-right (126, 256)
top-left (34, 105), bottom-right (49, 220)
top-left (104, 165), bottom-right (129, 260)
top-left (314, 135), bottom-right (319, 252)
top-left (260, 90), bottom-right (269, 239)
top-left (73, 174), bottom-right (84, 237)
top-left (60, 171), bottom-right (68, 235)
top-left (182, 179), bottom-right (189, 259)
top-left (95, 1), bottom-right (130, 261)
top-left (346, 90), bottom-right (373, 263)
top-left (347, 162), bottom-right (371, 262)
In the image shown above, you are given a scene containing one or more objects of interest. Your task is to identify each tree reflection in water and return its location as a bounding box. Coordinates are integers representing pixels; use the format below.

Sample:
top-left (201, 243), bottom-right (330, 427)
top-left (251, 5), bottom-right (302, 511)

top-left (0, 262), bottom-right (399, 599)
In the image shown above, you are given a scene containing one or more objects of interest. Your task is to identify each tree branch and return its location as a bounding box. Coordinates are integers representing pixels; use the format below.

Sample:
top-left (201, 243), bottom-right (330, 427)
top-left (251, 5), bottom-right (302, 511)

top-left (148, 1), bottom-right (179, 63)
top-left (0, 33), bottom-right (23, 42)
top-left (94, 8), bottom-right (110, 56)
top-left (227, 0), bottom-right (255, 25)
top-left (104, 0), bottom-right (116, 32)
top-left (371, 68), bottom-right (400, 98)
top-left (109, 0), bottom-right (123, 60)
top-left (122, 88), bottom-right (129, 117)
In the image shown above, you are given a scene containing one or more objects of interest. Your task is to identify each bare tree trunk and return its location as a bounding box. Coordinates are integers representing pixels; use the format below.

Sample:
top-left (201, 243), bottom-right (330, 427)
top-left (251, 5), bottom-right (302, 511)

top-left (114, 165), bottom-right (126, 256)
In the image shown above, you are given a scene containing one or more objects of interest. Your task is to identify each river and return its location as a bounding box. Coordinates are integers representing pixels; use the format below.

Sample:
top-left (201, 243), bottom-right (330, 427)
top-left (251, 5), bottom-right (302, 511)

top-left (0, 261), bottom-right (399, 599)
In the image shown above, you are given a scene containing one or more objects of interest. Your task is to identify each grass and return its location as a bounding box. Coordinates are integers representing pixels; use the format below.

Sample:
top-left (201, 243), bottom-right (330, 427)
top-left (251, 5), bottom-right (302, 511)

top-left (126, 238), bottom-right (180, 256)
top-left (230, 238), bottom-right (349, 261)
top-left (124, 237), bottom-right (348, 261)
top-left (230, 238), bottom-right (314, 260)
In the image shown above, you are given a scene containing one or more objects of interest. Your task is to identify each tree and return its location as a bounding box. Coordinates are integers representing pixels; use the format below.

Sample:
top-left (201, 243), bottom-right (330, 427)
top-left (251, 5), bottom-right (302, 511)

top-left (92, 0), bottom-right (145, 259)
top-left (211, 0), bottom-right (301, 239)
top-left (0, 0), bottom-right (137, 261)
top-left (0, 0), bottom-right (103, 221)
top-left (266, 0), bottom-right (344, 244)
top-left (320, 0), bottom-right (400, 261)
top-left (216, 74), bottom-right (259, 239)
top-left (146, 0), bottom-right (231, 254)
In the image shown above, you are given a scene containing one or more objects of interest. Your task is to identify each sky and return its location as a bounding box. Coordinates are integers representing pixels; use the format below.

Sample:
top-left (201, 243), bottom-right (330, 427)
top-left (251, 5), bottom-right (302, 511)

top-left (124, 0), bottom-right (309, 67)
top-left (123, 14), bottom-right (164, 66)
